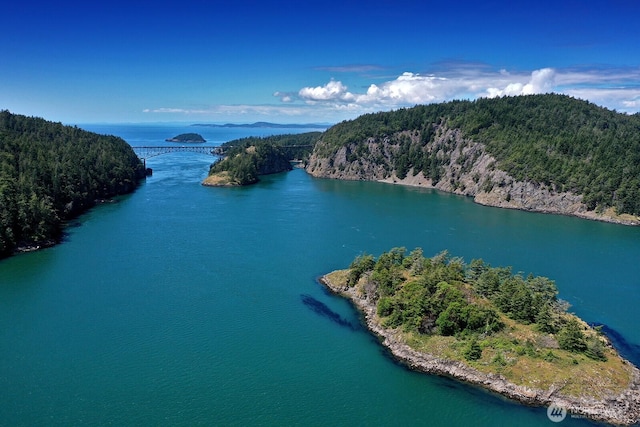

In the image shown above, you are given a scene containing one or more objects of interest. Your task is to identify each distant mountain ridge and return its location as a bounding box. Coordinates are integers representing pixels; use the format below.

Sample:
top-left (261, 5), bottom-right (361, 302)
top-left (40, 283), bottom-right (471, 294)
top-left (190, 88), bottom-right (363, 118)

top-left (306, 94), bottom-right (640, 225)
top-left (192, 121), bottom-right (330, 129)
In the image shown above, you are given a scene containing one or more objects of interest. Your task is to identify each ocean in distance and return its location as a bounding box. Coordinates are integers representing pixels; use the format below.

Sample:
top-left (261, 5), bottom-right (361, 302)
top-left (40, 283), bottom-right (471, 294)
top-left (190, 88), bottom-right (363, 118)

top-left (0, 123), bottom-right (638, 426)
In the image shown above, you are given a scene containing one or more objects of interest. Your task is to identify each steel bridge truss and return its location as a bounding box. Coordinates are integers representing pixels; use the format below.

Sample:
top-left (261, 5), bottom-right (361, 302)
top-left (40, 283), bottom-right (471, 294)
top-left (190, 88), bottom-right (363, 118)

top-left (132, 146), bottom-right (218, 160)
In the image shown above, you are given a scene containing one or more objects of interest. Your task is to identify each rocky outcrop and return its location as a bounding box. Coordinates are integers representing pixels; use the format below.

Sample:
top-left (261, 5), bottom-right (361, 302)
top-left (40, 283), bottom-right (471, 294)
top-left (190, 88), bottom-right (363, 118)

top-left (306, 126), bottom-right (640, 226)
top-left (320, 273), bottom-right (640, 426)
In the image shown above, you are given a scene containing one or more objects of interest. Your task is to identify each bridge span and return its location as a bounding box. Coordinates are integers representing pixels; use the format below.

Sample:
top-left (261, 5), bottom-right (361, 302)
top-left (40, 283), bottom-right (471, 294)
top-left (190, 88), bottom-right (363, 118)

top-left (131, 146), bottom-right (219, 169)
top-left (132, 144), bottom-right (314, 169)
top-left (132, 145), bottom-right (218, 160)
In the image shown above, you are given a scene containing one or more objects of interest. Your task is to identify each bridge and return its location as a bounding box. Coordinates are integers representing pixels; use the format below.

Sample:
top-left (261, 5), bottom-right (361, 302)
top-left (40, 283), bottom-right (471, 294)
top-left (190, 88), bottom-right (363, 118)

top-left (132, 146), bottom-right (218, 160)
top-left (131, 146), bottom-right (219, 168)
top-left (131, 144), bottom-right (314, 169)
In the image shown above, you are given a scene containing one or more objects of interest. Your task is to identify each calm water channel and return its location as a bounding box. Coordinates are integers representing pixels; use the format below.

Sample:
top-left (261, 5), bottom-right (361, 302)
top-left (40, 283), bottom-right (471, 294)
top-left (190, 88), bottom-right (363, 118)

top-left (1, 124), bottom-right (638, 426)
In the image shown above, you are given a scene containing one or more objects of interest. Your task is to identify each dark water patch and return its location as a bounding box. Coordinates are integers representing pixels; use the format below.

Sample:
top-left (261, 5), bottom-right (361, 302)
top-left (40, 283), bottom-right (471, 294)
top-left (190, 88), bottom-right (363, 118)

top-left (300, 294), bottom-right (359, 331)
top-left (376, 340), bottom-right (414, 370)
top-left (319, 285), bottom-right (336, 297)
top-left (591, 323), bottom-right (640, 367)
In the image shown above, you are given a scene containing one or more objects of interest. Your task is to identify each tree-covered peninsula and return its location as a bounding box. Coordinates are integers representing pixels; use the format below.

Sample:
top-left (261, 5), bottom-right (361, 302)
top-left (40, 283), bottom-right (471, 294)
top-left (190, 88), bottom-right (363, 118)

top-left (321, 248), bottom-right (640, 425)
top-left (203, 132), bottom-right (321, 186)
top-left (0, 111), bottom-right (146, 258)
top-left (307, 94), bottom-right (640, 225)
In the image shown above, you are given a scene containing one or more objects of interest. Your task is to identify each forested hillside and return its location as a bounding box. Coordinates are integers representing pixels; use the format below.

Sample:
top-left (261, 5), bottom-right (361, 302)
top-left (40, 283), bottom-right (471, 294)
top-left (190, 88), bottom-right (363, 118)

top-left (215, 132), bottom-right (320, 160)
top-left (308, 95), bottom-right (640, 220)
top-left (207, 144), bottom-right (293, 185)
top-left (0, 111), bottom-right (145, 257)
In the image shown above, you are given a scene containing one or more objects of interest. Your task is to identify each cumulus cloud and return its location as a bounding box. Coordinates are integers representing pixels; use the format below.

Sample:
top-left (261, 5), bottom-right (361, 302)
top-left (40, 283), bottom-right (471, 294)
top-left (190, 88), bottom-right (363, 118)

top-left (142, 65), bottom-right (640, 124)
top-left (298, 80), bottom-right (355, 102)
top-left (485, 68), bottom-right (556, 97)
top-left (358, 72), bottom-right (446, 104)
top-left (525, 68), bottom-right (556, 94)
top-left (283, 65), bottom-right (640, 115)
top-left (293, 68), bottom-right (559, 110)
top-left (273, 91), bottom-right (293, 102)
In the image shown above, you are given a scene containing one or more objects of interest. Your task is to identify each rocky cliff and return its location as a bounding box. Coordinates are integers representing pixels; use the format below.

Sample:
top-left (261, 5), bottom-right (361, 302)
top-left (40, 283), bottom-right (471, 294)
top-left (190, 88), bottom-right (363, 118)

top-left (306, 125), bottom-right (640, 225)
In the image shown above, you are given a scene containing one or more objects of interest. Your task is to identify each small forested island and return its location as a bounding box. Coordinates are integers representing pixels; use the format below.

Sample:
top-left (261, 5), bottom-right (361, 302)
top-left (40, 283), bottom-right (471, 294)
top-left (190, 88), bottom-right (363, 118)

top-left (0, 110), bottom-right (146, 258)
top-left (165, 133), bottom-right (206, 143)
top-left (203, 132), bottom-right (320, 186)
top-left (321, 248), bottom-right (640, 425)
top-left (307, 94), bottom-right (640, 225)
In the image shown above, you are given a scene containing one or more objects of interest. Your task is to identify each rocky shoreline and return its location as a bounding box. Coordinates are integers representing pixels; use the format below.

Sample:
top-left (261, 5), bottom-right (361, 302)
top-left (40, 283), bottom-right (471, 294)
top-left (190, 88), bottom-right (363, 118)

top-left (306, 127), bottom-right (640, 227)
top-left (319, 273), bottom-right (640, 426)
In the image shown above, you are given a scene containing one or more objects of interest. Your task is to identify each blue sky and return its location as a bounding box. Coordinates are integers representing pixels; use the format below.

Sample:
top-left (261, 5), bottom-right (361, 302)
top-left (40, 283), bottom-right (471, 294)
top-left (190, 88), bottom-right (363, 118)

top-left (2, 0), bottom-right (640, 124)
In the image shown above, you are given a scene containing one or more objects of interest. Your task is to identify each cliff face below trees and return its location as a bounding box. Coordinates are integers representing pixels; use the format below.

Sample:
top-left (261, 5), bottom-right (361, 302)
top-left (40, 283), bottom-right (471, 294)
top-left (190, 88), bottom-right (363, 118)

top-left (306, 125), bottom-right (640, 226)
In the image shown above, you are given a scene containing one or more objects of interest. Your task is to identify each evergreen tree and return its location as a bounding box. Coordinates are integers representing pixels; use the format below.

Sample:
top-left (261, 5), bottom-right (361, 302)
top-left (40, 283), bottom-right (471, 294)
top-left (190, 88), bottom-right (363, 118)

top-left (558, 319), bottom-right (588, 352)
top-left (464, 337), bottom-right (483, 361)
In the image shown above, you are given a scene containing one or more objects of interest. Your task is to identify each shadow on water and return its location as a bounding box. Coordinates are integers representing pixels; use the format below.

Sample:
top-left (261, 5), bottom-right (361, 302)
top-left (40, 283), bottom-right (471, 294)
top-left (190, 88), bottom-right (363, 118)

top-left (592, 323), bottom-right (640, 367)
top-left (300, 294), bottom-right (359, 331)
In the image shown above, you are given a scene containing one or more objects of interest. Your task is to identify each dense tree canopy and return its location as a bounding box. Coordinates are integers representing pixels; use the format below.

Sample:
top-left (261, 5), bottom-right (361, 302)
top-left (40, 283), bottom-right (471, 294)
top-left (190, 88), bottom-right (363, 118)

top-left (0, 111), bottom-right (145, 257)
top-left (209, 144), bottom-right (292, 185)
top-left (314, 94), bottom-right (640, 215)
top-left (208, 132), bottom-right (322, 185)
top-left (217, 132), bottom-right (321, 161)
top-left (348, 248), bottom-right (608, 361)
top-left (166, 133), bottom-right (206, 142)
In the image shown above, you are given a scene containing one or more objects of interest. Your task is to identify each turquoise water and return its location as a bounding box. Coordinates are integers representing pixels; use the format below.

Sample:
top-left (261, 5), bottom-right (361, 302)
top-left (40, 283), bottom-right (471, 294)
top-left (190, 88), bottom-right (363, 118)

top-left (1, 124), bottom-right (637, 426)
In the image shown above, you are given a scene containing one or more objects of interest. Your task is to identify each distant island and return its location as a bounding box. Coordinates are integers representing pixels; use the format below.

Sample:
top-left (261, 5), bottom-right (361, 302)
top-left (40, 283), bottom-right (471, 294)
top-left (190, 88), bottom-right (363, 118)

top-left (165, 133), bottom-right (206, 143)
top-left (321, 247), bottom-right (640, 426)
top-left (192, 122), bottom-right (329, 129)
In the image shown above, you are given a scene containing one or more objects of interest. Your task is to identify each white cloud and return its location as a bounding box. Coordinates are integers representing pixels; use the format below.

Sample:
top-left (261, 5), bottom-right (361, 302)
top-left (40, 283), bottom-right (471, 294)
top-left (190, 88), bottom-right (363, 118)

top-left (142, 65), bottom-right (640, 124)
top-left (298, 80), bottom-right (355, 102)
top-left (485, 68), bottom-right (555, 98)
top-left (282, 65), bottom-right (640, 115)
top-left (273, 91), bottom-right (293, 103)
top-left (358, 72), bottom-right (445, 104)
top-left (293, 69), bottom-right (558, 110)
top-left (524, 68), bottom-right (556, 94)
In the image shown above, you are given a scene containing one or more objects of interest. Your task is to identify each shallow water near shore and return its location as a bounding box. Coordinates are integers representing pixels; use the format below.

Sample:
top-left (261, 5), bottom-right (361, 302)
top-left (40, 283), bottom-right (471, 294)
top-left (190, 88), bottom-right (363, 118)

top-left (0, 124), bottom-right (637, 426)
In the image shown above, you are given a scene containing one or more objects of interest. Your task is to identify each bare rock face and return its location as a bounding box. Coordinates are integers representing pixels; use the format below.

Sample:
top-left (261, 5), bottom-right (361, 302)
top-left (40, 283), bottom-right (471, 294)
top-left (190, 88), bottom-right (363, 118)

top-left (306, 126), bottom-right (640, 226)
